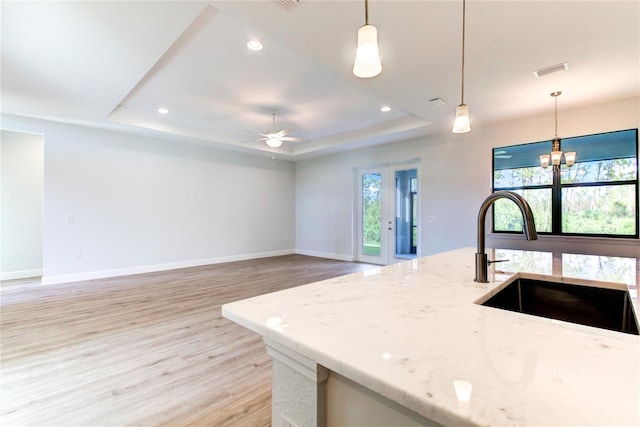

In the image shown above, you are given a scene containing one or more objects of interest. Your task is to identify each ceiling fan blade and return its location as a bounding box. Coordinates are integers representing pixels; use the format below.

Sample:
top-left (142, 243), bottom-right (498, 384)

top-left (241, 137), bottom-right (269, 143)
top-left (274, 129), bottom-right (293, 137)
top-left (281, 136), bottom-right (303, 142)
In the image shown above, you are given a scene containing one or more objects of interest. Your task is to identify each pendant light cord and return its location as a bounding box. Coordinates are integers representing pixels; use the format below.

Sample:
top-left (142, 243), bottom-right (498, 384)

top-left (460, 0), bottom-right (466, 104)
top-left (550, 91), bottom-right (561, 151)
top-left (365, 0), bottom-right (369, 25)
top-left (554, 95), bottom-right (558, 139)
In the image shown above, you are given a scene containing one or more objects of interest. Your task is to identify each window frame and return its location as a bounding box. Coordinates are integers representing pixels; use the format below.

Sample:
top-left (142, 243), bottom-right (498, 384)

top-left (492, 128), bottom-right (639, 239)
top-left (409, 177), bottom-right (418, 254)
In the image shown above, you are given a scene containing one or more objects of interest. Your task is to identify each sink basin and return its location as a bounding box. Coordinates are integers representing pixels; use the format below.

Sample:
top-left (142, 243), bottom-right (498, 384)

top-left (476, 275), bottom-right (639, 335)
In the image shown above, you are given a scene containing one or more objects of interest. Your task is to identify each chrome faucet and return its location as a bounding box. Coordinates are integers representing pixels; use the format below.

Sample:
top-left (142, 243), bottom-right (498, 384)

top-left (475, 191), bottom-right (538, 283)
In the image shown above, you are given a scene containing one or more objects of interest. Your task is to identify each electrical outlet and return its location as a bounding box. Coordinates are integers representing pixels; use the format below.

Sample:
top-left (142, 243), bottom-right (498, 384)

top-left (66, 215), bottom-right (75, 224)
top-left (73, 251), bottom-right (82, 260)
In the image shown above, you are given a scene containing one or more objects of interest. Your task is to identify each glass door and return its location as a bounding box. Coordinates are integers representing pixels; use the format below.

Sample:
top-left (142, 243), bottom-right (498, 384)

top-left (357, 167), bottom-right (389, 264)
top-left (356, 162), bottom-right (419, 265)
top-left (392, 166), bottom-right (419, 260)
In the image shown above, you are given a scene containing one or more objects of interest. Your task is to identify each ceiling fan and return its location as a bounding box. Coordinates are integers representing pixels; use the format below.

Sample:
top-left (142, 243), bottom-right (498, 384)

top-left (247, 110), bottom-right (301, 148)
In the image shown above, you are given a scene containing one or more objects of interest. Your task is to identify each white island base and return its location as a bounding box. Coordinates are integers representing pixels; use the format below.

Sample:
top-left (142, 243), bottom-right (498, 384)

top-left (267, 338), bottom-right (438, 427)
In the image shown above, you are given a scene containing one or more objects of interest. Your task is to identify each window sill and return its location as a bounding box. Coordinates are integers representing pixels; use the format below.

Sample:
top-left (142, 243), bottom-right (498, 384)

top-left (487, 233), bottom-right (639, 258)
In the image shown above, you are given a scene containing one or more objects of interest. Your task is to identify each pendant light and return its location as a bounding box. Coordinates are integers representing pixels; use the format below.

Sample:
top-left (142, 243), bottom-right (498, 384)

top-left (539, 91), bottom-right (576, 169)
top-left (452, 0), bottom-right (471, 133)
top-left (353, 0), bottom-right (382, 78)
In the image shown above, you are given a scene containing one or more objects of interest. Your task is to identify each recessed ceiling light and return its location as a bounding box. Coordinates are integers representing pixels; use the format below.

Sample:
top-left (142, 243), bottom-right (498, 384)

top-left (247, 40), bottom-right (263, 51)
top-left (157, 107), bottom-right (169, 114)
top-left (380, 105), bottom-right (391, 112)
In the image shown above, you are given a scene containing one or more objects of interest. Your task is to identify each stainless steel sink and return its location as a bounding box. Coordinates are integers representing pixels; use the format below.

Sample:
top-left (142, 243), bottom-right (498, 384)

top-left (476, 275), bottom-right (639, 335)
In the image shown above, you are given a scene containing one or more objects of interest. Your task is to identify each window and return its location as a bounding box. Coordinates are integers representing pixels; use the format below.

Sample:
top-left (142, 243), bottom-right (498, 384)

top-left (493, 129), bottom-right (638, 238)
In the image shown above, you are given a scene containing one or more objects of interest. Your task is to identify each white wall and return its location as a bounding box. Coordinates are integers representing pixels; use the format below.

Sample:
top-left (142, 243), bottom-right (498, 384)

top-left (295, 96), bottom-right (640, 261)
top-left (1, 96), bottom-right (637, 284)
top-left (1, 115), bottom-right (296, 284)
top-left (1, 129), bottom-right (44, 279)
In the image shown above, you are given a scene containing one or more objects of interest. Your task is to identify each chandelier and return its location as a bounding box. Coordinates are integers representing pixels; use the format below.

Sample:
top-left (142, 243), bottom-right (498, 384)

top-left (539, 91), bottom-right (576, 169)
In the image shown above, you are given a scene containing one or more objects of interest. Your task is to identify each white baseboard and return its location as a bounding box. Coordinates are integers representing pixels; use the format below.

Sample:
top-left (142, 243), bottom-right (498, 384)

top-left (40, 250), bottom-right (294, 285)
top-left (1, 268), bottom-right (43, 281)
top-left (295, 249), bottom-right (354, 262)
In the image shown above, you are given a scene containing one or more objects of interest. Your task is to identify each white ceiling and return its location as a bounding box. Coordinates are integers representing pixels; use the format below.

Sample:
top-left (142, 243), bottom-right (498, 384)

top-left (2, 1), bottom-right (638, 160)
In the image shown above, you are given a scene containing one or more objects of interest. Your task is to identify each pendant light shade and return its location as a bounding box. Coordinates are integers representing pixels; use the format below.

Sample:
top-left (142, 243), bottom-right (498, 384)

top-left (452, 104), bottom-right (471, 133)
top-left (539, 154), bottom-right (550, 168)
top-left (353, 25), bottom-right (382, 78)
top-left (353, 0), bottom-right (382, 78)
top-left (564, 151), bottom-right (577, 167)
top-left (452, 0), bottom-right (471, 133)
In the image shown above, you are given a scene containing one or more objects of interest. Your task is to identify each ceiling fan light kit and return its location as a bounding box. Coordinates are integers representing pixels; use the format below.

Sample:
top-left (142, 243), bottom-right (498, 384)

top-left (247, 110), bottom-right (301, 148)
top-left (266, 137), bottom-right (283, 148)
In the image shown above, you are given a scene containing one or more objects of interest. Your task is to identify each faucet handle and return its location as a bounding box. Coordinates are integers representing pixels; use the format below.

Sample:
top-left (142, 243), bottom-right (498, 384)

top-left (487, 259), bottom-right (509, 265)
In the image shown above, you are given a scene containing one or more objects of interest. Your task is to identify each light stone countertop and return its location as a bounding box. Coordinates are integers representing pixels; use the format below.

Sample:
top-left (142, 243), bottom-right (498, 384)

top-left (222, 247), bottom-right (640, 426)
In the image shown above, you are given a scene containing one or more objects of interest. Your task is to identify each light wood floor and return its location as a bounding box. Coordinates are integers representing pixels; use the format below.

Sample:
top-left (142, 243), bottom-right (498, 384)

top-left (1, 255), bottom-right (374, 426)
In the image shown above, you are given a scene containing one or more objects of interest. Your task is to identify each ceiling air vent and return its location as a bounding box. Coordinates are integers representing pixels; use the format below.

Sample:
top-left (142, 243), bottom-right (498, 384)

top-left (274, 0), bottom-right (301, 10)
top-left (533, 62), bottom-right (569, 78)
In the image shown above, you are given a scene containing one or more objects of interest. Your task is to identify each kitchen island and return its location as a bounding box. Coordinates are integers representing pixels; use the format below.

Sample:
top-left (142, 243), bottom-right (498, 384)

top-left (222, 248), bottom-right (639, 426)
